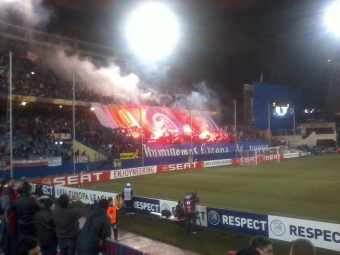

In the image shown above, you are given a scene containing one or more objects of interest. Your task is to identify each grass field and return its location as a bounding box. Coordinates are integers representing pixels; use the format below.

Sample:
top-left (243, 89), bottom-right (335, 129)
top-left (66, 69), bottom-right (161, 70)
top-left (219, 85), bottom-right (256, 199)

top-left (80, 154), bottom-right (340, 255)
top-left (84, 154), bottom-right (340, 223)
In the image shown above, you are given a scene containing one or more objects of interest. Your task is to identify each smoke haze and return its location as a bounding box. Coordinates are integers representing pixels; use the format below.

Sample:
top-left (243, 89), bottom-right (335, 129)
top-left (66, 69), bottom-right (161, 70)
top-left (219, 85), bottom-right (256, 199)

top-left (0, 0), bottom-right (50, 27)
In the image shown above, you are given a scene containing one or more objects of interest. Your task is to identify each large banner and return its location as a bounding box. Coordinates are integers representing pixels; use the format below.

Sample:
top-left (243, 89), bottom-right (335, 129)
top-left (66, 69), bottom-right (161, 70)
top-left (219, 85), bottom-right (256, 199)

top-left (207, 207), bottom-right (268, 236)
top-left (268, 215), bottom-right (340, 251)
top-left (143, 141), bottom-right (269, 158)
top-left (12, 158), bottom-right (48, 167)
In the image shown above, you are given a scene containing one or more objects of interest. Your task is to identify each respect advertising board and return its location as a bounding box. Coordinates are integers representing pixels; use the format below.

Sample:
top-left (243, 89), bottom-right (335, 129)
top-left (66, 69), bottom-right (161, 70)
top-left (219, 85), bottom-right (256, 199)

top-left (268, 215), bottom-right (340, 251)
top-left (134, 197), bottom-right (160, 214)
top-left (207, 207), bottom-right (268, 236)
top-left (31, 182), bottom-right (55, 197)
top-left (54, 186), bottom-right (117, 204)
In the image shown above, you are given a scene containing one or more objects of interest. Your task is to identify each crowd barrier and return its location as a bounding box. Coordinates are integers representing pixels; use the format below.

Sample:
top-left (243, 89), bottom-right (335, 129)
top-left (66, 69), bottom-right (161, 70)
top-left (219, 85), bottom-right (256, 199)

top-left (33, 152), bottom-right (340, 252)
top-left (102, 239), bottom-right (151, 255)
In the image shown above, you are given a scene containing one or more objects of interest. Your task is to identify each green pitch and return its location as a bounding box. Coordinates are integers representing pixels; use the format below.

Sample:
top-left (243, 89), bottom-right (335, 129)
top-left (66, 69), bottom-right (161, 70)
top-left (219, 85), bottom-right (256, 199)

top-left (83, 154), bottom-right (340, 223)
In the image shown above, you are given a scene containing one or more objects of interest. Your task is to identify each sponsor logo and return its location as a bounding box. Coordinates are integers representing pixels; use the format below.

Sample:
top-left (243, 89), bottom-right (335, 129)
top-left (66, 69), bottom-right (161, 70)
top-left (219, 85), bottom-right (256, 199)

top-left (161, 203), bottom-right (170, 211)
top-left (111, 166), bottom-right (156, 179)
top-left (208, 210), bottom-right (220, 225)
top-left (222, 215), bottom-right (267, 231)
top-left (300, 152), bottom-right (312, 157)
top-left (161, 162), bottom-right (199, 172)
top-left (38, 172), bottom-right (107, 186)
top-left (270, 219), bottom-right (286, 236)
top-left (134, 201), bottom-right (160, 212)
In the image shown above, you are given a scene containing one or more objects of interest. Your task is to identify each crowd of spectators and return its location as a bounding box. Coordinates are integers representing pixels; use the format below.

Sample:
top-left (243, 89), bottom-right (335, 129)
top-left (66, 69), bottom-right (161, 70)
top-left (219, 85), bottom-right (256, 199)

top-left (0, 107), bottom-right (267, 159)
top-left (0, 42), bottom-right (268, 159)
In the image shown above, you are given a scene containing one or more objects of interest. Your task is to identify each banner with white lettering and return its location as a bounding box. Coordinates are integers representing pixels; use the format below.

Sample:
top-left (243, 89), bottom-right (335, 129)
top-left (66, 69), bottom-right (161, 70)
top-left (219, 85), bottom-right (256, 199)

top-left (110, 166), bottom-right (157, 179)
top-left (268, 215), bottom-right (340, 251)
top-left (203, 159), bottom-right (232, 168)
top-left (134, 197), bottom-right (160, 214)
top-left (54, 186), bottom-right (117, 204)
top-left (142, 141), bottom-right (269, 158)
top-left (35, 171), bottom-right (111, 186)
top-left (13, 158), bottom-right (48, 167)
top-left (47, 157), bottom-right (62, 167)
top-left (207, 207), bottom-right (268, 236)
top-left (31, 182), bottom-right (55, 197)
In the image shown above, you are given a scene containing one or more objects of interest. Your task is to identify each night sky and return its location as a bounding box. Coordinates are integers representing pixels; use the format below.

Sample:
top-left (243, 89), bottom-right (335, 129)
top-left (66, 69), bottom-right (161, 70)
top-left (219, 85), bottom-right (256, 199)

top-left (3, 0), bottom-right (340, 112)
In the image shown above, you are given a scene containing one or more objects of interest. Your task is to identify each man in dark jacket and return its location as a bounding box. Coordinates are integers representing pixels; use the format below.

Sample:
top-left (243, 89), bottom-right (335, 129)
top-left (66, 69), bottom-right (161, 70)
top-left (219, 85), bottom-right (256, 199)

top-left (76, 199), bottom-right (111, 255)
top-left (0, 178), bottom-right (18, 255)
top-left (8, 182), bottom-right (41, 239)
top-left (53, 194), bottom-right (86, 255)
top-left (35, 198), bottom-right (58, 255)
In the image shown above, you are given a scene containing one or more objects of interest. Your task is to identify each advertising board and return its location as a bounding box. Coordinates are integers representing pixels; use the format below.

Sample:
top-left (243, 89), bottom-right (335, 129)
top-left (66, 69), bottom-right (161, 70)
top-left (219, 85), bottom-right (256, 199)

top-left (35, 171), bottom-right (111, 186)
top-left (207, 207), bottom-right (268, 236)
top-left (156, 162), bottom-right (203, 173)
top-left (54, 186), bottom-right (117, 204)
top-left (268, 215), bottom-right (340, 251)
top-left (31, 182), bottom-right (55, 197)
top-left (203, 159), bottom-right (232, 167)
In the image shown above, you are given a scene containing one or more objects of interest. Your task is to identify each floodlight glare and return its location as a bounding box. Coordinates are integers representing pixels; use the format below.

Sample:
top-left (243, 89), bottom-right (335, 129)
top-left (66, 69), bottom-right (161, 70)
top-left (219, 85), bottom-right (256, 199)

top-left (126, 2), bottom-right (179, 61)
top-left (325, 1), bottom-right (340, 36)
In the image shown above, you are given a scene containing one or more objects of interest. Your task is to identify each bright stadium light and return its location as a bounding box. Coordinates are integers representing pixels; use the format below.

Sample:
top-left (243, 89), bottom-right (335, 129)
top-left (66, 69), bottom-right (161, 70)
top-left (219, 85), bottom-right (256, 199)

top-left (325, 1), bottom-right (340, 36)
top-left (126, 2), bottom-right (179, 62)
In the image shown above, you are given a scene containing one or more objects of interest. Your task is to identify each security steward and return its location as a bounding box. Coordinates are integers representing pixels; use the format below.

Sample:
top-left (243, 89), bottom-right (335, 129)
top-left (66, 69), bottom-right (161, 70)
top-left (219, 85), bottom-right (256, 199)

top-left (106, 198), bottom-right (118, 241)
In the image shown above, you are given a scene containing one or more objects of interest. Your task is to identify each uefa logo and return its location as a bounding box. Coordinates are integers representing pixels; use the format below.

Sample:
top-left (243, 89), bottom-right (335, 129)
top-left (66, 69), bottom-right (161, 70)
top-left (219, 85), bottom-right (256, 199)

top-left (208, 210), bottom-right (220, 225)
top-left (270, 219), bottom-right (285, 236)
top-left (161, 203), bottom-right (170, 211)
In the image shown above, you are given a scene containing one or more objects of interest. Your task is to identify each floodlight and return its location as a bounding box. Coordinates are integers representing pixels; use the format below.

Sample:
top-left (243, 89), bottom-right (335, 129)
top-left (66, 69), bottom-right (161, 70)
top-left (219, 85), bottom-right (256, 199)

top-left (126, 2), bottom-right (179, 61)
top-left (325, 1), bottom-right (340, 36)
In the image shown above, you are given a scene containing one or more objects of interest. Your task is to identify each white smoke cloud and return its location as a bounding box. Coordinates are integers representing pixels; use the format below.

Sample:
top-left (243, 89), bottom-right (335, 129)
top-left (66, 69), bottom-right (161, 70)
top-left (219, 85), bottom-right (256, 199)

top-left (47, 51), bottom-right (140, 102)
top-left (189, 81), bottom-right (220, 111)
top-left (0, 0), bottom-right (50, 27)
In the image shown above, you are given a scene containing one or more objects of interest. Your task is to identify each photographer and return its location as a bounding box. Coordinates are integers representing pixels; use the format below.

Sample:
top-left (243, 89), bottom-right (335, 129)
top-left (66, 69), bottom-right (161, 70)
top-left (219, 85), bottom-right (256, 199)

top-left (183, 192), bottom-right (197, 234)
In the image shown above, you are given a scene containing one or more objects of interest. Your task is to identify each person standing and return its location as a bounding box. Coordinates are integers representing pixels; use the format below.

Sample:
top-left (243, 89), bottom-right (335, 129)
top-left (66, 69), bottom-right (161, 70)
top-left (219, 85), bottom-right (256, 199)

top-left (8, 182), bottom-right (41, 239)
top-left (0, 178), bottom-right (18, 255)
top-left (183, 192), bottom-right (197, 234)
top-left (122, 183), bottom-right (134, 214)
top-left (76, 199), bottom-right (111, 255)
top-left (106, 198), bottom-right (118, 241)
top-left (249, 235), bottom-right (274, 255)
top-left (53, 194), bottom-right (86, 255)
top-left (34, 198), bottom-right (58, 255)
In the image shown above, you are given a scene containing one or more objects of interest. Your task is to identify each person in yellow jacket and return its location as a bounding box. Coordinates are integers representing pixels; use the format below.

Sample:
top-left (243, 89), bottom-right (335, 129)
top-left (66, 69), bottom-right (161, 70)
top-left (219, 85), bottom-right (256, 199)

top-left (106, 197), bottom-right (118, 241)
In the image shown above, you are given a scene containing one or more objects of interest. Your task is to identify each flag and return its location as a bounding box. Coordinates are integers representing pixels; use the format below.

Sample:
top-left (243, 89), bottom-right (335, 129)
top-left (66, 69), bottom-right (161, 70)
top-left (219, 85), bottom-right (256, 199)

top-left (260, 73), bottom-right (263, 82)
top-left (27, 52), bottom-right (39, 62)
